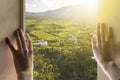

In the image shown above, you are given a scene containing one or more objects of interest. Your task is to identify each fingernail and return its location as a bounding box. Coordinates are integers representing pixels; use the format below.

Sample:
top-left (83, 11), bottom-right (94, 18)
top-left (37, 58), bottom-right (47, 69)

top-left (14, 30), bottom-right (19, 36)
top-left (18, 28), bottom-right (21, 31)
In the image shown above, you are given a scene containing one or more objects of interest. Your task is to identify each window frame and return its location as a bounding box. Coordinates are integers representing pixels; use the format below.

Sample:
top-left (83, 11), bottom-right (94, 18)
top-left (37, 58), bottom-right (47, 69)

top-left (19, 0), bottom-right (25, 30)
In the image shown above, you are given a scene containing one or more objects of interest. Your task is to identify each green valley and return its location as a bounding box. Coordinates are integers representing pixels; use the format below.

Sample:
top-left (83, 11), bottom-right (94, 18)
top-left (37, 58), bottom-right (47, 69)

top-left (26, 18), bottom-right (97, 80)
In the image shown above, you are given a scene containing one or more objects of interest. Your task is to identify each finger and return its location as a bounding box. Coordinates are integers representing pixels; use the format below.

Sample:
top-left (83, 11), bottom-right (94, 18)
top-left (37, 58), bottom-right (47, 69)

top-left (14, 30), bottom-right (23, 51)
top-left (18, 29), bottom-right (27, 50)
top-left (106, 25), bottom-right (109, 41)
top-left (109, 27), bottom-right (115, 60)
top-left (91, 35), bottom-right (97, 49)
top-left (91, 35), bottom-right (99, 59)
top-left (101, 23), bottom-right (106, 43)
top-left (97, 23), bottom-right (101, 44)
top-left (25, 33), bottom-right (33, 55)
top-left (108, 27), bottom-right (114, 43)
top-left (6, 37), bottom-right (16, 53)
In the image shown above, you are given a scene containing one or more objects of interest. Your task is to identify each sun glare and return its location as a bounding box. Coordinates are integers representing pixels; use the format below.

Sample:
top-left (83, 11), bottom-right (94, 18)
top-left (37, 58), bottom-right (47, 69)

top-left (79, 0), bottom-right (98, 14)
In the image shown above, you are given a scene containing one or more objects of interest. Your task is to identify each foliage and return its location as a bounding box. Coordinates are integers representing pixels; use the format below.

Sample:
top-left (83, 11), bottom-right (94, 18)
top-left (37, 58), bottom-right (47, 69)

top-left (26, 19), bottom-right (97, 80)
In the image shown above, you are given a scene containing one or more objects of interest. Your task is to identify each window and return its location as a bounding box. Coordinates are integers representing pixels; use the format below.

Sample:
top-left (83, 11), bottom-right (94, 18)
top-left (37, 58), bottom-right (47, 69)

top-left (25, 0), bottom-right (98, 80)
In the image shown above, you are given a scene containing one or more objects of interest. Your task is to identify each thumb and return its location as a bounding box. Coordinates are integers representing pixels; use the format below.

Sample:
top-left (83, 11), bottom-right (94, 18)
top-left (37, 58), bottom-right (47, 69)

top-left (91, 35), bottom-right (97, 49)
top-left (6, 37), bottom-right (16, 53)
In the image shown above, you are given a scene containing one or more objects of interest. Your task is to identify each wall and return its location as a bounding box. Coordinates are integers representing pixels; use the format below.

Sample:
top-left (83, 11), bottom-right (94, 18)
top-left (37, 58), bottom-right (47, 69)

top-left (0, 0), bottom-right (23, 80)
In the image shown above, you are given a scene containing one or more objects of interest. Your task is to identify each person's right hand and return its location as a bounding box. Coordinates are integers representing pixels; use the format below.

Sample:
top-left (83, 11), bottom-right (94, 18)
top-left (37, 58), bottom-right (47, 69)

top-left (91, 23), bottom-right (120, 80)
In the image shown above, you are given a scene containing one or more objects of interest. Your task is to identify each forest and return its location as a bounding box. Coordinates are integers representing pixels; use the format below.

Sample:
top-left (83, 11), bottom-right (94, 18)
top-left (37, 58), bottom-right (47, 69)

top-left (25, 18), bottom-right (97, 80)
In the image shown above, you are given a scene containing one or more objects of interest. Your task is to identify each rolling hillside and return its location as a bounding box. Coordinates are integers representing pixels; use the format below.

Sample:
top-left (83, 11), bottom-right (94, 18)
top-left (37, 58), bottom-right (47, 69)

top-left (26, 5), bottom-right (97, 26)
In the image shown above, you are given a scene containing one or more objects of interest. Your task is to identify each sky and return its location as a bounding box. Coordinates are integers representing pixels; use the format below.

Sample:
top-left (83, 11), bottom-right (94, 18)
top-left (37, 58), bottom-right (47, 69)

top-left (26, 0), bottom-right (98, 12)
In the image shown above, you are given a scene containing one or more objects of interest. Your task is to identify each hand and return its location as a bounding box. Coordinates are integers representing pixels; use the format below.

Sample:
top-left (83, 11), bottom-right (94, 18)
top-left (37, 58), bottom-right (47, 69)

top-left (91, 23), bottom-right (120, 80)
top-left (92, 23), bottom-right (114, 65)
top-left (6, 29), bottom-right (33, 80)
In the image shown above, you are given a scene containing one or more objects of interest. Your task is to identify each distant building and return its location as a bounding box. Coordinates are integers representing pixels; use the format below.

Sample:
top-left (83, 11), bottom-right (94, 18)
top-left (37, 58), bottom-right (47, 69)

top-left (68, 35), bottom-right (77, 42)
top-left (33, 39), bottom-right (48, 47)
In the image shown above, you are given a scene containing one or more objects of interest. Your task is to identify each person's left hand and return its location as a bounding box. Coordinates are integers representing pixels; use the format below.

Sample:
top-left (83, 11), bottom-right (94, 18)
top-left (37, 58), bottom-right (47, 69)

top-left (91, 23), bottom-right (120, 80)
top-left (91, 23), bottom-right (114, 65)
top-left (6, 29), bottom-right (33, 74)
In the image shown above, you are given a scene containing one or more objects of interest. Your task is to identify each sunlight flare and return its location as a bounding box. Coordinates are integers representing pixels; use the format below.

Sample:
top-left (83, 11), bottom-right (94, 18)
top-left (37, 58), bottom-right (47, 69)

top-left (80, 0), bottom-right (98, 10)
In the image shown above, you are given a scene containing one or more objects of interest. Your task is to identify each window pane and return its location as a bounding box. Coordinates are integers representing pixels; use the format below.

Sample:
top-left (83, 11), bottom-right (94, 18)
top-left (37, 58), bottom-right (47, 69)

top-left (25, 0), bottom-right (97, 80)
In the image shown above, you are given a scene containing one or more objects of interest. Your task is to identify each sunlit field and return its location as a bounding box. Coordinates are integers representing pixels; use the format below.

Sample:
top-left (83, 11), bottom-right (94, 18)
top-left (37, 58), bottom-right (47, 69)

top-left (26, 0), bottom-right (98, 80)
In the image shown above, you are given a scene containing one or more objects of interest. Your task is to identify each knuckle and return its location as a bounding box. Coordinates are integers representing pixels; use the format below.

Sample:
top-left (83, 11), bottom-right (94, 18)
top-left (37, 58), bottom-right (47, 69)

top-left (29, 49), bottom-right (34, 54)
top-left (24, 49), bottom-right (28, 53)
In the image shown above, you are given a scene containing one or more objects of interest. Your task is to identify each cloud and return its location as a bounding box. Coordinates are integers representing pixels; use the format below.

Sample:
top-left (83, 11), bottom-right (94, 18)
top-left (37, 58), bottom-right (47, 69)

top-left (26, 0), bottom-right (85, 12)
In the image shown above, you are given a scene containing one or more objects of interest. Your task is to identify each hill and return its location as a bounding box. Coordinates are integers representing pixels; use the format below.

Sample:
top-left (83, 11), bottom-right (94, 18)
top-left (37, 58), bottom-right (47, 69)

top-left (26, 5), bottom-right (97, 26)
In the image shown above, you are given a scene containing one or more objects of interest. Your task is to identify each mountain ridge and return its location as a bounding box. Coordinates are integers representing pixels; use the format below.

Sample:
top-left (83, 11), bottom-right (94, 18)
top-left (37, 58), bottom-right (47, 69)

top-left (26, 4), bottom-right (97, 26)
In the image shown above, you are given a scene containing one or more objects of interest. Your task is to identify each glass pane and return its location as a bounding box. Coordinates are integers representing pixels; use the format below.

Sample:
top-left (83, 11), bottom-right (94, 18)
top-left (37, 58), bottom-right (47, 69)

top-left (25, 0), bottom-right (97, 80)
